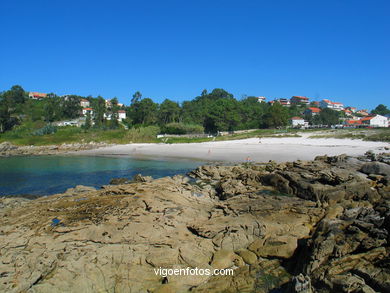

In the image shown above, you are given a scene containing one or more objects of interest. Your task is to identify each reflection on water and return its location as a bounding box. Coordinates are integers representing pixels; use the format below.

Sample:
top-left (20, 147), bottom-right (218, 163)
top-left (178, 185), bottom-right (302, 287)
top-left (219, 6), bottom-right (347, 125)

top-left (0, 156), bottom-right (205, 196)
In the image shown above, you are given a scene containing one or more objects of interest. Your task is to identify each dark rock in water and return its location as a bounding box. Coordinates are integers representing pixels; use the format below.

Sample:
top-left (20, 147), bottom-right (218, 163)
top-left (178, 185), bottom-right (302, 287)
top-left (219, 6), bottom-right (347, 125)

top-left (110, 174), bottom-right (153, 185)
top-left (360, 162), bottom-right (390, 176)
top-left (109, 177), bottom-right (132, 185)
top-left (132, 173), bottom-right (153, 183)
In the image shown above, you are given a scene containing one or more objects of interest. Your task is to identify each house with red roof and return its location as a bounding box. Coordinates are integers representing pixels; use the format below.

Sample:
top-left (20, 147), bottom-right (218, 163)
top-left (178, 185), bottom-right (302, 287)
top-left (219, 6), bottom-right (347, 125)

top-left (319, 99), bottom-right (344, 111)
top-left (28, 92), bottom-right (47, 100)
top-left (118, 110), bottom-right (127, 121)
top-left (80, 99), bottom-right (90, 108)
top-left (290, 96), bottom-right (310, 105)
top-left (290, 116), bottom-right (306, 127)
top-left (344, 119), bottom-right (362, 127)
top-left (356, 109), bottom-right (369, 116)
top-left (304, 107), bottom-right (321, 116)
top-left (82, 108), bottom-right (93, 116)
top-left (360, 115), bottom-right (388, 127)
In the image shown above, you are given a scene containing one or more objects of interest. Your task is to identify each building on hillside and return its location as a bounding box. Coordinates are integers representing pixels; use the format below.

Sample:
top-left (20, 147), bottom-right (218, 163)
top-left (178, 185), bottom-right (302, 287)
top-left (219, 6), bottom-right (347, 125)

top-left (118, 110), bottom-right (126, 121)
top-left (356, 109), bottom-right (369, 116)
top-left (344, 120), bottom-right (362, 127)
top-left (257, 96), bottom-right (266, 103)
top-left (345, 106), bottom-right (357, 113)
top-left (360, 115), bottom-right (388, 127)
top-left (343, 109), bottom-right (353, 116)
top-left (80, 99), bottom-right (90, 108)
top-left (312, 101), bottom-right (320, 106)
top-left (82, 108), bottom-right (94, 116)
top-left (118, 103), bottom-right (124, 107)
top-left (29, 92), bottom-right (47, 100)
top-left (290, 116), bottom-right (306, 127)
top-left (304, 107), bottom-right (321, 116)
top-left (270, 98), bottom-right (290, 107)
top-left (105, 99), bottom-right (112, 108)
top-left (290, 96), bottom-right (310, 105)
top-left (319, 99), bottom-right (344, 111)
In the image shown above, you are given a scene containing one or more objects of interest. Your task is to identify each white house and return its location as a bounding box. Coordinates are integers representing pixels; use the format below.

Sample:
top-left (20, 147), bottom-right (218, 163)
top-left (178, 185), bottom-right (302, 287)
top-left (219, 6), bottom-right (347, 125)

top-left (118, 110), bottom-right (126, 121)
top-left (82, 108), bottom-right (93, 116)
top-left (290, 116), bottom-right (306, 127)
top-left (29, 92), bottom-right (47, 100)
top-left (361, 115), bottom-right (388, 127)
top-left (80, 99), bottom-right (90, 108)
top-left (257, 96), bottom-right (266, 103)
top-left (319, 99), bottom-right (344, 111)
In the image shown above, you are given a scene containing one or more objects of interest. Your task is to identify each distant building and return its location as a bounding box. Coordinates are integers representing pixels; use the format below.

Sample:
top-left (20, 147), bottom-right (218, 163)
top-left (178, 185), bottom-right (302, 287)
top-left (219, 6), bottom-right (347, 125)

top-left (29, 92), bottom-right (47, 100)
top-left (290, 96), bottom-right (310, 105)
top-left (271, 98), bottom-right (290, 107)
top-left (80, 99), bottom-right (90, 108)
top-left (356, 109), bottom-right (369, 116)
top-left (344, 119), bottom-right (362, 127)
top-left (304, 107), bottom-right (321, 116)
top-left (82, 108), bottom-right (93, 116)
top-left (343, 109), bottom-right (353, 116)
top-left (319, 99), bottom-right (344, 111)
top-left (345, 106), bottom-right (357, 113)
top-left (118, 110), bottom-right (126, 121)
top-left (290, 116), bottom-right (306, 127)
top-left (360, 115), bottom-right (388, 127)
top-left (105, 99), bottom-right (112, 108)
top-left (257, 96), bottom-right (266, 103)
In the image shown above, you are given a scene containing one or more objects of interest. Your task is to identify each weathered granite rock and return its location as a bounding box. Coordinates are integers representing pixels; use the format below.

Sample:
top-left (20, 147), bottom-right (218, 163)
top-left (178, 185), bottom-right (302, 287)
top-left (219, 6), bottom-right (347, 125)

top-left (360, 161), bottom-right (390, 176)
top-left (1, 155), bottom-right (388, 292)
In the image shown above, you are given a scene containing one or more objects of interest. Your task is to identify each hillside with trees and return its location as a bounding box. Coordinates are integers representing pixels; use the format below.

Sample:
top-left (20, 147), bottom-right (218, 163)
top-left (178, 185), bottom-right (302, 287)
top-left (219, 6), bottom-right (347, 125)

top-left (0, 85), bottom-right (388, 145)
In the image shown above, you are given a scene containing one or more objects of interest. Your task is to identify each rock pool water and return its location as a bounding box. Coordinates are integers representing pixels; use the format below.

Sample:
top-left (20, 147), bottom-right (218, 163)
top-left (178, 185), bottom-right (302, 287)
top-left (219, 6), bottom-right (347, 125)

top-left (0, 155), bottom-right (205, 196)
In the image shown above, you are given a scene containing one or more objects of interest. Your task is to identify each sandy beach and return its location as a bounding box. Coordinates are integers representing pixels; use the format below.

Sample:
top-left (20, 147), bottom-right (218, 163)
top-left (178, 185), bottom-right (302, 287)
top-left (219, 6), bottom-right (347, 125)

top-left (77, 134), bottom-right (390, 163)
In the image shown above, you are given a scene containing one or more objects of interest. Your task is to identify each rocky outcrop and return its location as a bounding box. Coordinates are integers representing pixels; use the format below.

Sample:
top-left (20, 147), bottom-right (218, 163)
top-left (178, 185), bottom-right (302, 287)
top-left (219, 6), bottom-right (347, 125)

top-left (0, 141), bottom-right (111, 157)
top-left (1, 154), bottom-right (389, 292)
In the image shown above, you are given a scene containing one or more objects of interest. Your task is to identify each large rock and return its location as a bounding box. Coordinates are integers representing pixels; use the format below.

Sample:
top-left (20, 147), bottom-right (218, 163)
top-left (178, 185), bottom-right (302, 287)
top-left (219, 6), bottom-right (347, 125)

top-left (360, 161), bottom-right (390, 176)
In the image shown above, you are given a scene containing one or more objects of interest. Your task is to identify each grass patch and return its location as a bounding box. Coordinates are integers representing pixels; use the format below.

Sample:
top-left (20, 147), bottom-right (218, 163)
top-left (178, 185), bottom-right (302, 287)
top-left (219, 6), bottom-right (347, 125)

top-left (0, 124), bottom-right (160, 146)
top-left (308, 128), bottom-right (390, 142)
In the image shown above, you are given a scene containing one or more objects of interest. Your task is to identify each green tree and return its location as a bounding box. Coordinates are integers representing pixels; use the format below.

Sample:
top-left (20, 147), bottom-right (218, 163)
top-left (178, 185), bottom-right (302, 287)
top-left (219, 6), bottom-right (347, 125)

top-left (129, 98), bottom-right (158, 125)
top-left (372, 104), bottom-right (390, 115)
top-left (205, 98), bottom-right (240, 132)
top-left (62, 95), bottom-right (81, 119)
top-left (109, 97), bottom-right (119, 129)
top-left (93, 96), bottom-right (106, 127)
top-left (84, 111), bottom-right (92, 129)
top-left (318, 108), bottom-right (340, 126)
top-left (158, 99), bottom-right (181, 124)
top-left (262, 102), bottom-right (289, 128)
top-left (131, 91), bottom-right (142, 104)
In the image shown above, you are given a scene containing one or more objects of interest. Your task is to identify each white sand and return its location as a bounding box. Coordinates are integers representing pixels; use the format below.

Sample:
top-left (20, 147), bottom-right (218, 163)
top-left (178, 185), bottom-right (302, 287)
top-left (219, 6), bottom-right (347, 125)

top-left (77, 134), bottom-right (389, 163)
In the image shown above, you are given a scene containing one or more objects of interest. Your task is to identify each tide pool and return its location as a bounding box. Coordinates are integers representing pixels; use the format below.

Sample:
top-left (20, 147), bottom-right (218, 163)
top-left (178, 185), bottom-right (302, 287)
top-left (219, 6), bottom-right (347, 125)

top-left (0, 156), bottom-right (205, 196)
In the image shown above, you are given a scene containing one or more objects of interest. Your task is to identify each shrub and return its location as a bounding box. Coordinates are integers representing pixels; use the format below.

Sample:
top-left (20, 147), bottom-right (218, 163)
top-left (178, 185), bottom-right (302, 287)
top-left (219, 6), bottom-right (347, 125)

top-left (161, 123), bottom-right (204, 134)
top-left (32, 125), bottom-right (57, 136)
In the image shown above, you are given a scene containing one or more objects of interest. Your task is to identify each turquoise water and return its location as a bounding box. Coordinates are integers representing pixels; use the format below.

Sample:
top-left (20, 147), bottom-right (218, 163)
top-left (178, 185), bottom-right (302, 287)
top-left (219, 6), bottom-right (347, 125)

top-left (0, 156), bottom-right (205, 197)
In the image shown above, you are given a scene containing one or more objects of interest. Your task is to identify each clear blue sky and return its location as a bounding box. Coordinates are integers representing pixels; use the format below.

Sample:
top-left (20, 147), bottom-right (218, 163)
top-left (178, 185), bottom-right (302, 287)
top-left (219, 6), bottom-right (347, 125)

top-left (1, 0), bottom-right (389, 110)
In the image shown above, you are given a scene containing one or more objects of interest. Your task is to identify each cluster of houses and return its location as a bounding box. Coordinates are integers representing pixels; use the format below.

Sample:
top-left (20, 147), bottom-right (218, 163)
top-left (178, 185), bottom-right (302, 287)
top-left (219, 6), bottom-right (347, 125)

top-left (79, 99), bottom-right (126, 121)
top-left (258, 96), bottom-right (389, 128)
top-left (28, 92), bottom-right (127, 123)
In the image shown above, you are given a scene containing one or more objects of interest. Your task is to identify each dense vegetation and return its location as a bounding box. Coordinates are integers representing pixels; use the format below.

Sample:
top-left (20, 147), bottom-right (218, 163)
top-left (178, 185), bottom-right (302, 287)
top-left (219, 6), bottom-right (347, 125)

top-left (1, 85), bottom-right (388, 145)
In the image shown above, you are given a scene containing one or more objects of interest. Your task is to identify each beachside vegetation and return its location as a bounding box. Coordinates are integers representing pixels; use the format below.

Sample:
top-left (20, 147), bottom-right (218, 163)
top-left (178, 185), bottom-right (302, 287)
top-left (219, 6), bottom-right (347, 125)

top-left (1, 85), bottom-right (389, 145)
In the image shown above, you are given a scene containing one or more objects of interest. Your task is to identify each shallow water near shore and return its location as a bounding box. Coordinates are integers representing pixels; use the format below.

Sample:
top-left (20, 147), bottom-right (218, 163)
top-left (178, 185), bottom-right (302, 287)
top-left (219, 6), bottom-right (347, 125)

top-left (0, 155), bottom-right (206, 196)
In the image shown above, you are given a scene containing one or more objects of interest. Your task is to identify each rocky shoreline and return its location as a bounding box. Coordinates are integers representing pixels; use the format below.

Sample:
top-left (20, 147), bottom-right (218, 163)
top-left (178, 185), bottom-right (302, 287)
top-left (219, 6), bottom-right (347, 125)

top-left (0, 141), bottom-right (112, 157)
top-left (0, 153), bottom-right (389, 292)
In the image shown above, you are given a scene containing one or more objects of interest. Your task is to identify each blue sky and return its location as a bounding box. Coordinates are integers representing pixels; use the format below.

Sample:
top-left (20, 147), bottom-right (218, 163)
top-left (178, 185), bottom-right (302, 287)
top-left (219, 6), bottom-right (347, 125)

top-left (0, 0), bottom-right (389, 110)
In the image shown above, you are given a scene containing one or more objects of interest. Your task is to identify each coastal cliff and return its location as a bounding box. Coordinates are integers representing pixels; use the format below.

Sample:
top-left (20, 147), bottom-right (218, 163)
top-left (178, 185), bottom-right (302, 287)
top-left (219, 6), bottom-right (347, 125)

top-left (0, 154), bottom-right (389, 292)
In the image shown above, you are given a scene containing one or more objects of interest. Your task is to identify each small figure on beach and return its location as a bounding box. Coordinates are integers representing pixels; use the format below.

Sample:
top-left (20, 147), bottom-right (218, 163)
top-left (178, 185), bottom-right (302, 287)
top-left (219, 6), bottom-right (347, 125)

top-left (208, 149), bottom-right (211, 155)
top-left (259, 138), bottom-right (262, 144)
